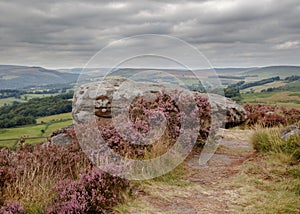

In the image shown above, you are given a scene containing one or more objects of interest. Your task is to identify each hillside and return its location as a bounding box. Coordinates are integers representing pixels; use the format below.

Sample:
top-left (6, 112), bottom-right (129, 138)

top-left (243, 66), bottom-right (300, 80)
top-left (0, 65), bottom-right (78, 89)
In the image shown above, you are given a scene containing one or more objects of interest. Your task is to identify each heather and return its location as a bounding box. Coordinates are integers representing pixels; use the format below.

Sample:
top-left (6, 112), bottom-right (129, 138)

top-left (0, 200), bottom-right (25, 214)
top-left (95, 90), bottom-right (212, 160)
top-left (48, 168), bottom-right (129, 213)
top-left (244, 104), bottom-right (300, 127)
top-left (0, 90), bottom-right (212, 212)
top-left (0, 141), bottom-right (129, 213)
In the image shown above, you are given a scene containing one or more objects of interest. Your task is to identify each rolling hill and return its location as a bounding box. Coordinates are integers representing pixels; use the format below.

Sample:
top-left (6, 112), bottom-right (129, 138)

top-left (243, 66), bottom-right (300, 79)
top-left (1, 65), bottom-right (299, 89)
top-left (0, 65), bottom-right (78, 89)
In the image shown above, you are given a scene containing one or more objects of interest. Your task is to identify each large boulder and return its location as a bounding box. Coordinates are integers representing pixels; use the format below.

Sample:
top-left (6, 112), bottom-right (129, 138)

top-left (72, 78), bottom-right (248, 127)
top-left (73, 78), bottom-right (164, 123)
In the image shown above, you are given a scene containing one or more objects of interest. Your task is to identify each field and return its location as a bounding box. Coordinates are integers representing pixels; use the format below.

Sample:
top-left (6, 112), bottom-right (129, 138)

top-left (241, 91), bottom-right (300, 109)
top-left (241, 81), bottom-right (287, 93)
top-left (0, 93), bottom-right (58, 107)
top-left (0, 113), bottom-right (72, 148)
top-left (36, 112), bottom-right (72, 123)
top-left (0, 97), bottom-right (27, 106)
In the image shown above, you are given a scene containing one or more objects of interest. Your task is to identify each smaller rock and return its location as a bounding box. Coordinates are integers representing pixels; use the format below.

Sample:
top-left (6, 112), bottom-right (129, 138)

top-left (281, 121), bottom-right (300, 140)
top-left (51, 133), bottom-right (73, 146)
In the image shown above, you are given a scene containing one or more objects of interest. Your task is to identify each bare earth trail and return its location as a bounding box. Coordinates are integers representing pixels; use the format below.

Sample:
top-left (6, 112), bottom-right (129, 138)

top-left (122, 129), bottom-right (254, 214)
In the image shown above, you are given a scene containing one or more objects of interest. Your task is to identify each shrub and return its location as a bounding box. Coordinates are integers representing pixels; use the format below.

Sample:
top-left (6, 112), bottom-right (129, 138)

top-left (0, 200), bottom-right (25, 214)
top-left (94, 90), bottom-right (211, 159)
top-left (0, 89), bottom-right (214, 212)
top-left (47, 168), bottom-right (129, 213)
top-left (244, 104), bottom-right (300, 127)
top-left (251, 127), bottom-right (300, 161)
top-left (0, 142), bottom-right (92, 212)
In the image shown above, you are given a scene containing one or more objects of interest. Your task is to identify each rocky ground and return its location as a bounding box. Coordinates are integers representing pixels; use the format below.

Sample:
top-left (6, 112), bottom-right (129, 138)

top-left (118, 128), bottom-right (254, 214)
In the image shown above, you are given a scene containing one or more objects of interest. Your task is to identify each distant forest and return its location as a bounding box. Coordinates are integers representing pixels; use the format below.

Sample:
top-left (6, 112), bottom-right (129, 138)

top-left (0, 93), bottom-right (72, 128)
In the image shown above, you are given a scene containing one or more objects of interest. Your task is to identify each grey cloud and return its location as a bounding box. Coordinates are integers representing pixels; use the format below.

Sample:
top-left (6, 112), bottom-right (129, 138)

top-left (0, 0), bottom-right (299, 68)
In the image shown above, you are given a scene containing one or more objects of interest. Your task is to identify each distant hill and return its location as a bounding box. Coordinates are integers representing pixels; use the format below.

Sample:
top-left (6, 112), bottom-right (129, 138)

top-left (0, 65), bottom-right (78, 89)
top-left (2, 65), bottom-right (299, 89)
top-left (214, 67), bottom-right (258, 73)
top-left (243, 66), bottom-right (300, 79)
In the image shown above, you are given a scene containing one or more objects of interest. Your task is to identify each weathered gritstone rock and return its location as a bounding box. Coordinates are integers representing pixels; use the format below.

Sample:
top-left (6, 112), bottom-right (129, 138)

top-left (51, 133), bottom-right (73, 146)
top-left (72, 77), bottom-right (248, 127)
top-left (203, 93), bottom-right (248, 128)
top-left (73, 78), bottom-right (164, 123)
top-left (281, 121), bottom-right (300, 140)
top-left (42, 125), bottom-right (75, 146)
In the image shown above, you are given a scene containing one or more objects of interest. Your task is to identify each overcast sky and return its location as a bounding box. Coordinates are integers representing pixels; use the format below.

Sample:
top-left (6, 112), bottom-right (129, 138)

top-left (0, 0), bottom-right (300, 69)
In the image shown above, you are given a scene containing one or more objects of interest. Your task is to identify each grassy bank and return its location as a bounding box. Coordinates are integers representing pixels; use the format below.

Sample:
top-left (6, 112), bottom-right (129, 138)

top-left (228, 127), bottom-right (300, 213)
top-left (241, 91), bottom-right (300, 109)
top-left (0, 113), bottom-right (72, 148)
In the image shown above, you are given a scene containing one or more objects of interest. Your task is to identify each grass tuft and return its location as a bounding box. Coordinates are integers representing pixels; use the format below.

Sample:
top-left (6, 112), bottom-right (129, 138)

top-left (251, 126), bottom-right (300, 161)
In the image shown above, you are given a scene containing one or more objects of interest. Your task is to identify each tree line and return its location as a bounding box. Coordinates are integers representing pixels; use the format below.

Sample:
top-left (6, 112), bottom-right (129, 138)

top-left (0, 93), bottom-right (73, 128)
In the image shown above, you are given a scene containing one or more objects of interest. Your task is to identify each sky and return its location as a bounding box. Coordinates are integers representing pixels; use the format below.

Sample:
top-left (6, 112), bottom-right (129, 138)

top-left (0, 0), bottom-right (300, 69)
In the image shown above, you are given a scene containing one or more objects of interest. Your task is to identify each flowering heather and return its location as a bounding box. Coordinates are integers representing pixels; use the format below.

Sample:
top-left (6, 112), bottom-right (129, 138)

top-left (0, 200), bottom-right (25, 214)
top-left (97, 90), bottom-right (212, 159)
top-left (0, 89), bottom-right (214, 212)
top-left (244, 104), bottom-right (300, 127)
top-left (47, 168), bottom-right (129, 213)
top-left (0, 142), bottom-right (92, 212)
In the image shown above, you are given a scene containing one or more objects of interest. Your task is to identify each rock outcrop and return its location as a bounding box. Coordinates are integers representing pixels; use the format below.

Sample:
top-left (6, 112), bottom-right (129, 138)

top-left (72, 78), bottom-right (248, 127)
top-left (43, 125), bottom-right (75, 146)
top-left (73, 78), bottom-right (164, 123)
top-left (50, 133), bottom-right (73, 146)
top-left (281, 121), bottom-right (300, 140)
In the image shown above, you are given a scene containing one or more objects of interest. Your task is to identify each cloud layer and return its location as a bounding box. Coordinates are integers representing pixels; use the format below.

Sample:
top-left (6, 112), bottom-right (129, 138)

top-left (0, 0), bottom-right (299, 68)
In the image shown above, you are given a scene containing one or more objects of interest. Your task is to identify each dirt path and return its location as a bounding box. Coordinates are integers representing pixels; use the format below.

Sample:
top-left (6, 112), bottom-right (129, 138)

top-left (121, 129), bottom-right (254, 214)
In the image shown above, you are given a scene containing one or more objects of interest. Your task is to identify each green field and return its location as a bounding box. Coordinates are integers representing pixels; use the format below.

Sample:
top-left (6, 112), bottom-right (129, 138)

top-left (21, 93), bottom-right (58, 99)
top-left (0, 93), bottom-right (58, 107)
top-left (36, 112), bottom-right (72, 124)
top-left (0, 97), bottom-right (27, 106)
top-left (0, 113), bottom-right (73, 148)
top-left (241, 81), bottom-right (287, 93)
top-left (241, 91), bottom-right (300, 109)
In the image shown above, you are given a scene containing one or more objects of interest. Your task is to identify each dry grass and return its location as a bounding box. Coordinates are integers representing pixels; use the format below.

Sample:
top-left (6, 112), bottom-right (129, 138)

top-left (5, 174), bottom-right (57, 213)
top-left (227, 156), bottom-right (300, 213)
top-left (225, 127), bottom-right (300, 213)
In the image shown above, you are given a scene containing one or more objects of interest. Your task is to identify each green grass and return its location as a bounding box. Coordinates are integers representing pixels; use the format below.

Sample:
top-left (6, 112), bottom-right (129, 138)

top-left (251, 127), bottom-right (300, 160)
top-left (283, 80), bottom-right (300, 91)
top-left (0, 97), bottom-right (27, 106)
top-left (241, 91), bottom-right (300, 109)
top-left (0, 124), bottom-right (47, 148)
top-left (0, 93), bottom-right (57, 107)
top-left (44, 120), bottom-right (73, 136)
top-left (36, 112), bottom-right (72, 124)
top-left (0, 113), bottom-right (73, 148)
top-left (20, 93), bottom-right (55, 100)
top-left (289, 93), bottom-right (300, 98)
top-left (241, 81), bottom-right (287, 93)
